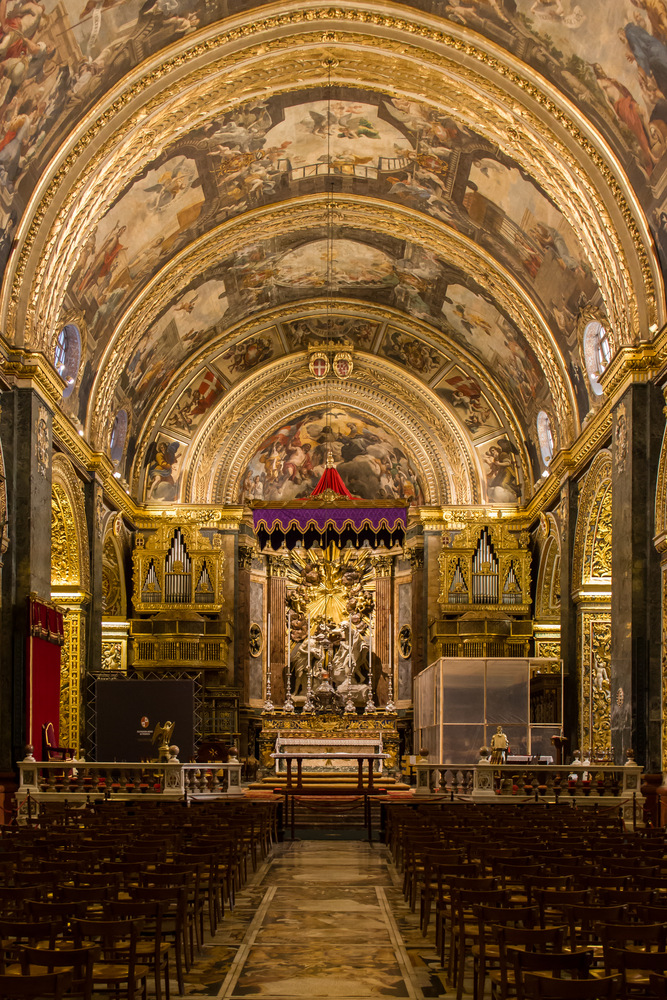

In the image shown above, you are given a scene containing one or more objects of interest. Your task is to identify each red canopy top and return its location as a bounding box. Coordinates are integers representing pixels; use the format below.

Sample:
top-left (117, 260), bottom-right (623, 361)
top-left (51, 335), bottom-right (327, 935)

top-left (309, 461), bottom-right (354, 499)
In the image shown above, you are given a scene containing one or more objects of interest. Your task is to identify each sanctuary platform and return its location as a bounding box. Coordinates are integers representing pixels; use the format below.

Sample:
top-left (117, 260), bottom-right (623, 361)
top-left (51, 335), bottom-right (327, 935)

top-left (258, 710), bottom-right (400, 778)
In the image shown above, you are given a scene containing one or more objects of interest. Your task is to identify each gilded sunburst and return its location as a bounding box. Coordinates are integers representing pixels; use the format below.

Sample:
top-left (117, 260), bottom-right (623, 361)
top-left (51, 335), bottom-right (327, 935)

top-left (285, 543), bottom-right (375, 626)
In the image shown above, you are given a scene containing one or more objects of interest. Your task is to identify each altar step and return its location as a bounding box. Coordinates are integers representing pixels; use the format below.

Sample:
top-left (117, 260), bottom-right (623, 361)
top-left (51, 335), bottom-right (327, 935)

top-left (250, 773), bottom-right (409, 790)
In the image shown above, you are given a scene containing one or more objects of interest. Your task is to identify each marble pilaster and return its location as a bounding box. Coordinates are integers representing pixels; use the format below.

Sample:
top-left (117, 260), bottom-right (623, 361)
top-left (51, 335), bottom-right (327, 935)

top-left (611, 383), bottom-right (663, 769)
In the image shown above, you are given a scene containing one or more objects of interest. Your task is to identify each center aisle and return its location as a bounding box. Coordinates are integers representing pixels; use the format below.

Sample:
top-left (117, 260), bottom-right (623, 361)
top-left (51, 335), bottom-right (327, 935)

top-left (197, 840), bottom-right (445, 1000)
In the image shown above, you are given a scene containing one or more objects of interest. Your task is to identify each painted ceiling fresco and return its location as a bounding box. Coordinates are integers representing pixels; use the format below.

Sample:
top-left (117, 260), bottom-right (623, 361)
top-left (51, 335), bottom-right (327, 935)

top-left (1, 0), bottom-right (664, 276)
top-left (1, 0), bottom-right (664, 507)
top-left (58, 89), bottom-right (597, 420)
top-left (136, 312), bottom-right (525, 505)
top-left (240, 405), bottom-right (426, 504)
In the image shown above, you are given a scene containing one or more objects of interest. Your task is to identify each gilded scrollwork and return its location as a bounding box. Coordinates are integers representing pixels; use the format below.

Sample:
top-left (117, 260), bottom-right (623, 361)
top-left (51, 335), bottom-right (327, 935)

top-left (102, 532), bottom-right (123, 616)
top-left (59, 607), bottom-right (84, 754)
top-left (580, 612), bottom-right (612, 756)
top-left (572, 450), bottom-right (612, 588)
top-left (87, 198), bottom-right (575, 453)
top-left (51, 454), bottom-right (90, 592)
top-left (183, 352), bottom-right (488, 508)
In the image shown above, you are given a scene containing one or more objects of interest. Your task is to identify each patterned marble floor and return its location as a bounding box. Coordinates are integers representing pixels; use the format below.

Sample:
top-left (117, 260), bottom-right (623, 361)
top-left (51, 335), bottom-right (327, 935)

top-left (182, 839), bottom-right (450, 1000)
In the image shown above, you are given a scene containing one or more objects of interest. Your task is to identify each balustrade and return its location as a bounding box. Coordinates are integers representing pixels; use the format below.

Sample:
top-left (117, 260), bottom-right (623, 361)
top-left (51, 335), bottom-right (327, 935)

top-left (17, 758), bottom-right (243, 806)
top-left (413, 760), bottom-right (643, 822)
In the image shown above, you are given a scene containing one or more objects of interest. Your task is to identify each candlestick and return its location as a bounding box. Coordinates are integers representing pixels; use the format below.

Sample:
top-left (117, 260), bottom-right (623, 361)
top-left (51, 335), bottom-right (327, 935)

top-left (386, 613), bottom-right (396, 713)
top-left (303, 612), bottom-right (315, 712)
top-left (365, 614), bottom-right (376, 713)
top-left (283, 609), bottom-right (295, 712)
top-left (344, 616), bottom-right (355, 713)
top-left (263, 611), bottom-right (274, 712)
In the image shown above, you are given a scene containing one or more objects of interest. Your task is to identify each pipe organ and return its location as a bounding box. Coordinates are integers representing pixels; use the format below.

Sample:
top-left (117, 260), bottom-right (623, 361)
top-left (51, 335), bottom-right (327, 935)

top-left (431, 521), bottom-right (533, 658)
top-left (130, 521), bottom-right (238, 752)
top-left (133, 523), bottom-right (224, 614)
top-left (438, 523), bottom-right (531, 615)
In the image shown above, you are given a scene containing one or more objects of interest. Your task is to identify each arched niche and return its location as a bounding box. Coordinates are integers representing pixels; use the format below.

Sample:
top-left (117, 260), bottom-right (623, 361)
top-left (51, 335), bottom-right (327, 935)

top-left (534, 513), bottom-right (561, 660)
top-left (572, 451), bottom-right (612, 759)
top-left (51, 454), bottom-right (90, 752)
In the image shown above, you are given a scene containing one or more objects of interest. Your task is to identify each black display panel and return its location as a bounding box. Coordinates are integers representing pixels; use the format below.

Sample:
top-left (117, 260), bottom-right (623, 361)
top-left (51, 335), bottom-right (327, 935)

top-left (95, 679), bottom-right (195, 762)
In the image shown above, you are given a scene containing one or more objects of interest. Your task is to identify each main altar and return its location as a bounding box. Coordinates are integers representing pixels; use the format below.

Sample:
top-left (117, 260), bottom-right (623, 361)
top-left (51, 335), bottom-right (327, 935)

top-left (251, 457), bottom-right (407, 780)
top-left (259, 710), bottom-right (400, 775)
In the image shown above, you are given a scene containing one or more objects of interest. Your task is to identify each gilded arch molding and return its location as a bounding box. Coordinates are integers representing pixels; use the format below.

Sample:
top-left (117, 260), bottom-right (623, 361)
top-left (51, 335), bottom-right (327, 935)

top-left (179, 353), bottom-right (483, 506)
top-left (50, 453), bottom-right (90, 755)
top-left (572, 450), bottom-right (613, 590)
top-left (88, 196), bottom-right (577, 449)
top-left (51, 454), bottom-right (90, 593)
top-left (535, 513), bottom-right (561, 622)
top-left (130, 299), bottom-right (534, 498)
top-left (571, 449), bottom-right (612, 758)
top-left (6, 5), bottom-right (654, 365)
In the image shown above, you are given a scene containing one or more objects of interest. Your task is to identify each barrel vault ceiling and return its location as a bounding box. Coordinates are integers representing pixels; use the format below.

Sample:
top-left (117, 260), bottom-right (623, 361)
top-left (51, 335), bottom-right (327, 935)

top-left (0, 0), bottom-right (664, 509)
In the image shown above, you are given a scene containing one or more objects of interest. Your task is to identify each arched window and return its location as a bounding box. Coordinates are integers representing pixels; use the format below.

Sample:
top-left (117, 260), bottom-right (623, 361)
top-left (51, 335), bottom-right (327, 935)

top-left (110, 410), bottom-right (128, 463)
top-left (537, 411), bottom-right (554, 466)
top-left (54, 324), bottom-right (82, 399)
top-left (583, 320), bottom-right (611, 397)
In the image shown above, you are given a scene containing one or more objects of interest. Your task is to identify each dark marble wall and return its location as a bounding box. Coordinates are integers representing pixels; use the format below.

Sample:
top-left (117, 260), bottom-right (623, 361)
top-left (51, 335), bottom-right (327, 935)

top-left (559, 478), bottom-right (580, 754)
top-left (611, 383), bottom-right (664, 769)
top-left (0, 389), bottom-right (53, 770)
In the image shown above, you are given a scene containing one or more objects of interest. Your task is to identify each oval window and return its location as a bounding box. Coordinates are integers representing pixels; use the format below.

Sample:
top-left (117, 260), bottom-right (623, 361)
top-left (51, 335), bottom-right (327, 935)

top-left (583, 320), bottom-right (611, 397)
top-left (110, 410), bottom-right (128, 463)
top-left (537, 410), bottom-right (554, 467)
top-left (55, 324), bottom-right (82, 399)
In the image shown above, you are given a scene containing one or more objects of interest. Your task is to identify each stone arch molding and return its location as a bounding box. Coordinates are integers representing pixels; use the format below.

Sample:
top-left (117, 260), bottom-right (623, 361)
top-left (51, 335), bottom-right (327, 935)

top-left (572, 450), bottom-right (612, 591)
top-left (51, 454), bottom-right (90, 593)
top-left (181, 355), bottom-right (481, 506)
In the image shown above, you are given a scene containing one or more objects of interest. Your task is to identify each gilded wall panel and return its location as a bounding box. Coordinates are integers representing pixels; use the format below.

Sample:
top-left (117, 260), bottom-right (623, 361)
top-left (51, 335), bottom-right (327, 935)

top-left (579, 611), bottom-right (612, 757)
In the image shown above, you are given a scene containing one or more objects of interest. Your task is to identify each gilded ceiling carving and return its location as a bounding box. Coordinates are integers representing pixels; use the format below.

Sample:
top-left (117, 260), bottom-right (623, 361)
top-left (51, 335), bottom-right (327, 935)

top-left (129, 300), bottom-right (533, 498)
top-left (6, 14), bottom-right (649, 404)
top-left (179, 353), bottom-right (483, 506)
top-left (572, 449), bottom-right (613, 591)
top-left (86, 197), bottom-right (576, 451)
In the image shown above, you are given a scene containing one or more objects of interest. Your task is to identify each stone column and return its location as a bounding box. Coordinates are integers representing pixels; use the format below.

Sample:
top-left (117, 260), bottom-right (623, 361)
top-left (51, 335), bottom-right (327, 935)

top-left (268, 555), bottom-right (288, 704)
top-left (611, 383), bottom-right (664, 769)
top-left (559, 479), bottom-right (579, 753)
top-left (374, 554), bottom-right (393, 705)
top-left (0, 389), bottom-right (53, 770)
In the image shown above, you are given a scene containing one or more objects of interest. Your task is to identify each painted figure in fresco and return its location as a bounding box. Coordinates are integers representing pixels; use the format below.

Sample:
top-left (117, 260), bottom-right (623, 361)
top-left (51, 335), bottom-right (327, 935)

top-left (77, 223), bottom-right (127, 297)
top-left (220, 335), bottom-right (272, 373)
top-left (593, 62), bottom-right (657, 174)
top-left (485, 438), bottom-right (521, 502)
top-left (630, 0), bottom-right (667, 45)
top-left (146, 440), bottom-right (181, 501)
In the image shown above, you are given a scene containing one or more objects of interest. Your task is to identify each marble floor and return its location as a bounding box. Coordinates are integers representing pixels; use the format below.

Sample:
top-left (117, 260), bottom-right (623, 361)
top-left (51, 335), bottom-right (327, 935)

top-left (182, 839), bottom-right (450, 1000)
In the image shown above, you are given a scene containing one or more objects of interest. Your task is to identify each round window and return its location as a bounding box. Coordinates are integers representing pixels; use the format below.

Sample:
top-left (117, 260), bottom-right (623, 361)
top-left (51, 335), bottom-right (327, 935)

top-left (583, 320), bottom-right (611, 397)
top-left (537, 411), bottom-right (554, 467)
top-left (55, 324), bottom-right (81, 399)
top-left (110, 410), bottom-right (128, 463)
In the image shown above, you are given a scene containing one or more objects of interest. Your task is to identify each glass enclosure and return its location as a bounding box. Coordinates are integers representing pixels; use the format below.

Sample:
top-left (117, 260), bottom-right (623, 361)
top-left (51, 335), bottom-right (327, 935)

top-left (414, 657), bottom-right (562, 764)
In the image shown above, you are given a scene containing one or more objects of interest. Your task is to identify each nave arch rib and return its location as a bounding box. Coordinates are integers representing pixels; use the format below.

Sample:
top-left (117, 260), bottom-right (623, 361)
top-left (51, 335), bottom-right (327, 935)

top-left (2, 5), bottom-right (655, 390)
top-left (129, 300), bottom-right (536, 504)
top-left (87, 196), bottom-right (578, 453)
top-left (180, 356), bottom-right (483, 507)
